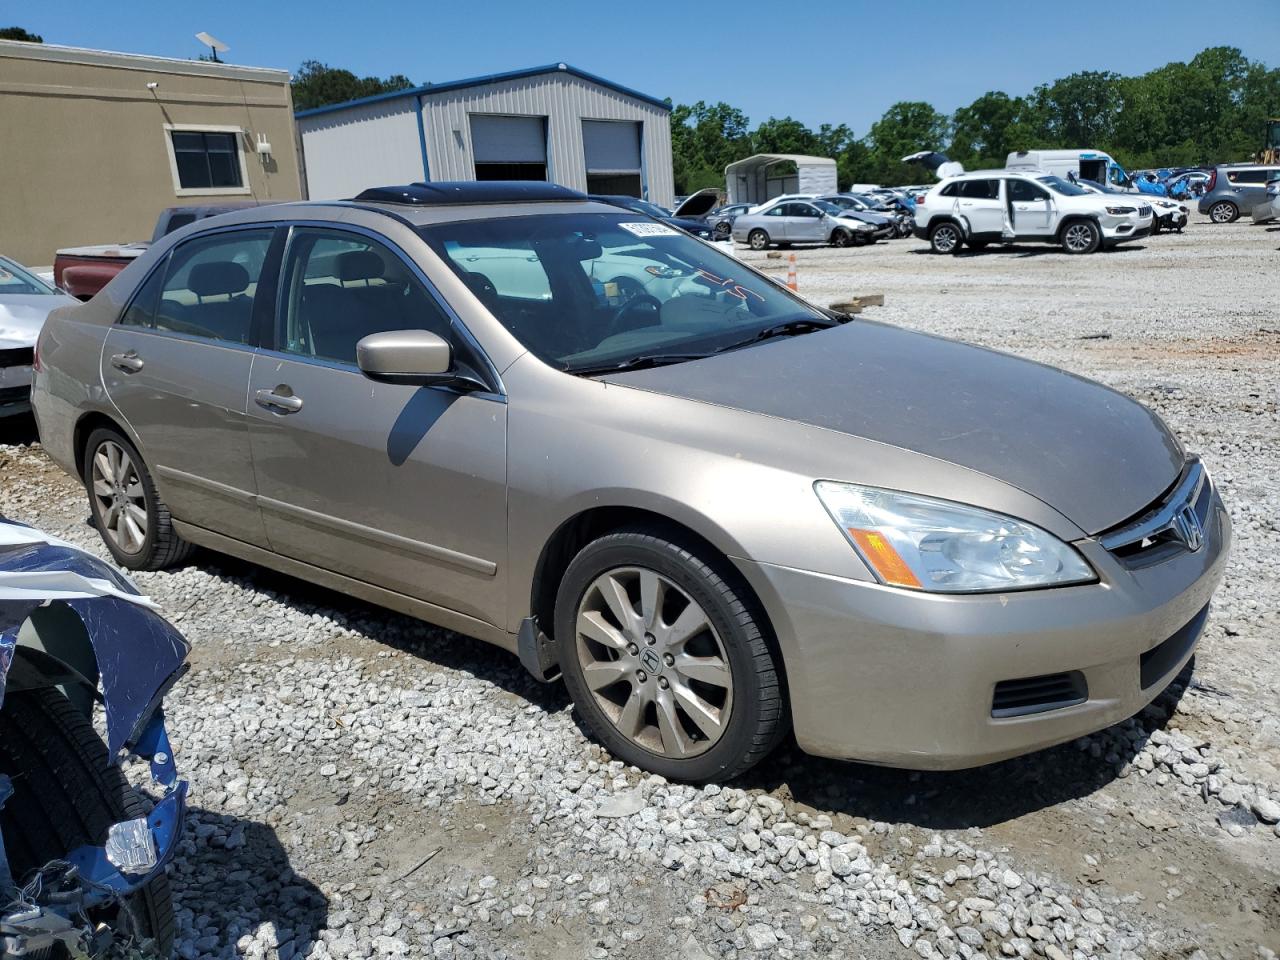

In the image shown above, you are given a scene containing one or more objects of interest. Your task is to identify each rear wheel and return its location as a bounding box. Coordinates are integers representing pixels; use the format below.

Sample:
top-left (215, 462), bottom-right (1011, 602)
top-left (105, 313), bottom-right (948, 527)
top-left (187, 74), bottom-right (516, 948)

top-left (1061, 219), bottom-right (1101, 254)
top-left (928, 221), bottom-right (962, 254)
top-left (747, 229), bottom-right (770, 251)
top-left (0, 686), bottom-right (175, 956)
top-left (1208, 200), bottom-right (1238, 223)
top-left (555, 527), bottom-right (787, 783)
top-left (83, 427), bottom-right (194, 570)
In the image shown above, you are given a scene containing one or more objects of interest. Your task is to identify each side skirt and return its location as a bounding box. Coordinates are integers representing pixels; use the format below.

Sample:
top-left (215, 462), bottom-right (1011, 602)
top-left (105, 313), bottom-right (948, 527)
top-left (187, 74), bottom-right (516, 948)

top-left (170, 520), bottom-right (516, 653)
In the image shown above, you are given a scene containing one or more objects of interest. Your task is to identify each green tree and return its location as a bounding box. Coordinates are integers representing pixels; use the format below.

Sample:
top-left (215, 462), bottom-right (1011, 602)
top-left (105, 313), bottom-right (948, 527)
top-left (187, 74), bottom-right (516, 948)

top-left (670, 100), bottom-right (753, 193)
top-left (0, 26), bottom-right (43, 42)
top-left (865, 101), bottom-right (950, 183)
top-left (1029, 71), bottom-right (1123, 147)
top-left (292, 60), bottom-right (414, 111)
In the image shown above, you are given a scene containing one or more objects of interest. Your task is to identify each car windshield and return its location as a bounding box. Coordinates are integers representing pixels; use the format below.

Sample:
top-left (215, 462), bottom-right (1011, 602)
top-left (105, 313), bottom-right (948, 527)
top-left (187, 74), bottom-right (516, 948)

top-left (1038, 176), bottom-right (1092, 197)
top-left (0, 258), bottom-right (57, 296)
top-left (420, 213), bottom-right (828, 374)
top-left (811, 200), bottom-right (841, 214)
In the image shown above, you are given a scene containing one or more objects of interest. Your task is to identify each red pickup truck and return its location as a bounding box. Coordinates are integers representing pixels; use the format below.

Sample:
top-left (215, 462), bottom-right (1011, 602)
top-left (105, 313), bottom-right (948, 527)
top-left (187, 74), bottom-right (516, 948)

top-left (54, 202), bottom-right (269, 300)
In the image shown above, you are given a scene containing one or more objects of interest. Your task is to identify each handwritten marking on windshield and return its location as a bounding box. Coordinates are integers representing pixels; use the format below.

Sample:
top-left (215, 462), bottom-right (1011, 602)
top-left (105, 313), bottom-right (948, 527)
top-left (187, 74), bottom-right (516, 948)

top-left (696, 269), bottom-right (766, 303)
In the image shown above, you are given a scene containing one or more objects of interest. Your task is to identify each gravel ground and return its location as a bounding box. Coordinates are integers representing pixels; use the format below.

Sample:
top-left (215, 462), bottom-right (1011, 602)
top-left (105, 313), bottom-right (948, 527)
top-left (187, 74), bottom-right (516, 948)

top-left (1, 213), bottom-right (1277, 960)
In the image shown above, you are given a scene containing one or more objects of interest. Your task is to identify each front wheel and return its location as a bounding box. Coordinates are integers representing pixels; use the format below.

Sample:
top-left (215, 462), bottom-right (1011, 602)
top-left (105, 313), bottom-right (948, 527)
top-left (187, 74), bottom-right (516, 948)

top-left (1061, 220), bottom-right (1101, 254)
top-left (1150, 216), bottom-right (1162, 235)
top-left (554, 527), bottom-right (787, 783)
top-left (928, 221), bottom-right (962, 254)
top-left (747, 229), bottom-right (770, 251)
top-left (83, 427), bottom-right (194, 570)
top-left (1208, 201), bottom-right (1238, 223)
top-left (830, 229), bottom-right (853, 248)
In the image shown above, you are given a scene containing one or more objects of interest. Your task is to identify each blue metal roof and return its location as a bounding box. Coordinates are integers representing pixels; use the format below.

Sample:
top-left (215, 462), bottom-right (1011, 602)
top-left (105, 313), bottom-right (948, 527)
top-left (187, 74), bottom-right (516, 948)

top-left (295, 62), bottom-right (671, 118)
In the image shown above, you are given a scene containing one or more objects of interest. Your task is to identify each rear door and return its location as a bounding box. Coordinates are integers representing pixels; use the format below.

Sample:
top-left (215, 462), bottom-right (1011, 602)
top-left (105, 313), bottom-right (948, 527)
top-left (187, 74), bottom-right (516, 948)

top-left (1226, 167), bottom-right (1273, 207)
top-left (956, 179), bottom-right (1005, 236)
top-left (1007, 178), bottom-right (1054, 235)
top-left (245, 226), bottom-right (508, 625)
top-left (100, 227), bottom-right (277, 546)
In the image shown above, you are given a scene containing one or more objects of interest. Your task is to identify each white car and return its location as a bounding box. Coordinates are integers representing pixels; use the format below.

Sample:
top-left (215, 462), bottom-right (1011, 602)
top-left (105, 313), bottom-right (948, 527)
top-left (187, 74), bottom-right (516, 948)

top-left (913, 171), bottom-right (1153, 255)
top-left (0, 256), bottom-right (76, 416)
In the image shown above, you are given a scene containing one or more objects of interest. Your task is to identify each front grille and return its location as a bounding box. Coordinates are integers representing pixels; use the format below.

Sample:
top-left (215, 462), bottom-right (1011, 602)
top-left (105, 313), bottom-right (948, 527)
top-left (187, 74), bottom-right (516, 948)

top-left (1140, 604), bottom-right (1209, 689)
top-left (1100, 459), bottom-right (1211, 567)
top-left (1139, 205), bottom-right (1152, 217)
top-left (0, 346), bottom-right (34, 368)
top-left (991, 671), bottom-right (1088, 718)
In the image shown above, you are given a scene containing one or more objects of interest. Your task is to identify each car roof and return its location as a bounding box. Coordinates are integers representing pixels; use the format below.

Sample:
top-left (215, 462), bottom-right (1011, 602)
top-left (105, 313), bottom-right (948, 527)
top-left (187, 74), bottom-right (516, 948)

top-left (157, 182), bottom-right (626, 231)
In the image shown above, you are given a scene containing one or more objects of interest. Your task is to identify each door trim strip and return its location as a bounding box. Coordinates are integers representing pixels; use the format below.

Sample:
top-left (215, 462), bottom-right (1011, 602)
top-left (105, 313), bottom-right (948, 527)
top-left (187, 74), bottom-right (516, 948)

top-left (256, 494), bottom-right (497, 576)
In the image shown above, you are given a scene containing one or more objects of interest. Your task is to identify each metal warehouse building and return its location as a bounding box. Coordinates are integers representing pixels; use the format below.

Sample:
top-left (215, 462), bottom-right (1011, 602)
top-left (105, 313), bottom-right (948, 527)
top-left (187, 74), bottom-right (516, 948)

top-left (295, 63), bottom-right (674, 207)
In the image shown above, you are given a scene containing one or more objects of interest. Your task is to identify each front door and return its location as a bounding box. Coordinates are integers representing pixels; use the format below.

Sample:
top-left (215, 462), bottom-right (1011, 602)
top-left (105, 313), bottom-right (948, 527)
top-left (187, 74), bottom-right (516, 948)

top-left (787, 203), bottom-right (828, 242)
top-left (1006, 178), bottom-right (1055, 235)
top-left (245, 227), bottom-right (507, 626)
top-left (954, 179), bottom-right (1006, 237)
top-left (99, 227), bottom-right (276, 546)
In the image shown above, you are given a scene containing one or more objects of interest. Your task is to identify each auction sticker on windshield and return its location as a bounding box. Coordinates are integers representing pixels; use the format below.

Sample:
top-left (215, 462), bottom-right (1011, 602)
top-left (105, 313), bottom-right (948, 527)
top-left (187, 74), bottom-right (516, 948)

top-left (618, 222), bottom-right (680, 237)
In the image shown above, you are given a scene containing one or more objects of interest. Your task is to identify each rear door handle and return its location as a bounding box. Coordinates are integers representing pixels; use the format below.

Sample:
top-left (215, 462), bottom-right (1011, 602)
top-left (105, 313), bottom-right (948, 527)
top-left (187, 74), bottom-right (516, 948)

top-left (255, 388), bottom-right (303, 413)
top-left (110, 351), bottom-right (144, 373)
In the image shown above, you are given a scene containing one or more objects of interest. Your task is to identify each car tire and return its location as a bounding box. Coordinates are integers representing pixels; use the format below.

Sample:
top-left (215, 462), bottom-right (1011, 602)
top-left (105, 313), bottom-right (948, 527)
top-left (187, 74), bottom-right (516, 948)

top-left (554, 526), bottom-right (787, 784)
top-left (928, 221), bottom-right (962, 254)
top-left (1150, 216), bottom-right (1162, 235)
top-left (747, 230), bottom-right (770, 251)
top-left (1060, 219), bottom-right (1101, 254)
top-left (830, 229), bottom-right (853, 248)
top-left (1208, 200), bottom-right (1238, 223)
top-left (83, 426), bottom-right (194, 571)
top-left (0, 686), bottom-right (176, 955)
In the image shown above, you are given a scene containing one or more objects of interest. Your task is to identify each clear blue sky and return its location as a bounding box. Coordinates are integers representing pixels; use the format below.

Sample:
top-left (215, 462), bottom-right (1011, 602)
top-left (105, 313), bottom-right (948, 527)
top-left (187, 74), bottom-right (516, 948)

top-left (12, 0), bottom-right (1279, 133)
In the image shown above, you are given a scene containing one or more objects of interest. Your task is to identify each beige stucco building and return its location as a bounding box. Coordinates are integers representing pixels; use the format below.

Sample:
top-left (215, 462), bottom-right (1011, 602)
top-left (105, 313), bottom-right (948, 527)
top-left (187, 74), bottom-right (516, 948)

top-left (0, 40), bottom-right (302, 267)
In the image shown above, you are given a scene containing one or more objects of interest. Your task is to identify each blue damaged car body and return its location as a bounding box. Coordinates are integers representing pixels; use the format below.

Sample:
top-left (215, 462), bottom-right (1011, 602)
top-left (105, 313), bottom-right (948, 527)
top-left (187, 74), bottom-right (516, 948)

top-left (0, 519), bottom-right (188, 955)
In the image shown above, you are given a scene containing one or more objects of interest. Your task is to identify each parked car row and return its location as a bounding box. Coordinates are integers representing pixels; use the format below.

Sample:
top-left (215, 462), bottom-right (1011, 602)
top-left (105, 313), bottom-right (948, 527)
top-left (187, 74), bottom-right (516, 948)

top-left (726, 192), bottom-right (913, 251)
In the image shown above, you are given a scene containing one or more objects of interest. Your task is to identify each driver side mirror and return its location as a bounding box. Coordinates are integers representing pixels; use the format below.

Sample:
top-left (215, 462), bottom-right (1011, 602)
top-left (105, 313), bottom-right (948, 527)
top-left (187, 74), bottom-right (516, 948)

top-left (357, 330), bottom-right (457, 386)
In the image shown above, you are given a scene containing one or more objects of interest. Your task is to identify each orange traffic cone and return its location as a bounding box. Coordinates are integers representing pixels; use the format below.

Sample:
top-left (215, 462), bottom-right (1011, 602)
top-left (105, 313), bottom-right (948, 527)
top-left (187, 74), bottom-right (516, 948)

top-left (786, 253), bottom-right (798, 291)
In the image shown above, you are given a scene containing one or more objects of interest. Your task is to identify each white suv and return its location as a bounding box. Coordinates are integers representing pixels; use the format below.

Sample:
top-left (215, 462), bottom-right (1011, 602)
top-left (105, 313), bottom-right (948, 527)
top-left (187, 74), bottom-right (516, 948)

top-left (913, 171), bottom-right (1153, 255)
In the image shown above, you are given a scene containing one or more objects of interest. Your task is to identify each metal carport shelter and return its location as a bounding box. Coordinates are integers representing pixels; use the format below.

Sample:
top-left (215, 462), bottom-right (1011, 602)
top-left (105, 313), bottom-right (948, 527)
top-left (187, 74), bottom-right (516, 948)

top-left (724, 154), bottom-right (838, 204)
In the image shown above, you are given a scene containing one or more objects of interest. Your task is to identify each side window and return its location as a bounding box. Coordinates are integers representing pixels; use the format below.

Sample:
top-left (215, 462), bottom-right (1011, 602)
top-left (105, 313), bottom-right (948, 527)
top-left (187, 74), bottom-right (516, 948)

top-left (280, 229), bottom-right (454, 365)
top-left (141, 230), bottom-right (273, 343)
top-left (1008, 180), bottom-right (1050, 202)
top-left (764, 205), bottom-right (786, 217)
top-left (959, 179), bottom-right (1000, 200)
top-left (795, 204), bottom-right (821, 218)
top-left (939, 183), bottom-right (958, 197)
top-left (1233, 170), bottom-right (1267, 184)
top-left (119, 258), bottom-right (168, 328)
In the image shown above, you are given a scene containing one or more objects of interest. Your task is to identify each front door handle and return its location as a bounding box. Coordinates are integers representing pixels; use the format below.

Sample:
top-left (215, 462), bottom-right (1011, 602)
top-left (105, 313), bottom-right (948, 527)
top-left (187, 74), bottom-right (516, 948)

top-left (110, 351), bottom-right (144, 373)
top-left (255, 387), bottom-right (303, 414)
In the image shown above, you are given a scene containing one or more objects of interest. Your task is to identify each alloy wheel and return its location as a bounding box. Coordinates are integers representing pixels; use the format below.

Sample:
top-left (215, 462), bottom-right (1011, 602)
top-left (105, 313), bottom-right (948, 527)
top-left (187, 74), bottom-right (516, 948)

top-left (931, 225), bottom-right (958, 253)
top-left (1209, 202), bottom-right (1236, 223)
top-left (1064, 223), bottom-right (1095, 252)
top-left (748, 231), bottom-right (768, 250)
top-left (574, 567), bottom-right (733, 759)
top-left (90, 440), bottom-right (148, 554)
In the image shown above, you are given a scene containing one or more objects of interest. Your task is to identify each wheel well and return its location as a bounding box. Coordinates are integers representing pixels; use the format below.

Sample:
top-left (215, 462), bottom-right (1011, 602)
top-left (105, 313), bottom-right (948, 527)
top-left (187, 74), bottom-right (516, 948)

top-left (1055, 215), bottom-right (1100, 239)
top-left (72, 411), bottom-right (127, 479)
top-left (927, 215), bottom-right (961, 234)
top-left (529, 507), bottom-right (770, 643)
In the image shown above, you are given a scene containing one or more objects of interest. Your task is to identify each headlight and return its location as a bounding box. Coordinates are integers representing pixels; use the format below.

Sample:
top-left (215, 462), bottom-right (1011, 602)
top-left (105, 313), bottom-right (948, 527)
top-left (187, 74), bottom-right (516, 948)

top-left (1105, 205), bottom-right (1136, 215)
top-left (814, 482), bottom-right (1095, 593)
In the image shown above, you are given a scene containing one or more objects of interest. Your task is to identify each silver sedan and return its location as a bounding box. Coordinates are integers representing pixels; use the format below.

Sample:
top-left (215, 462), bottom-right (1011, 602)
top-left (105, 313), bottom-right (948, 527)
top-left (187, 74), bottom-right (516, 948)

top-left (0, 256), bottom-right (76, 417)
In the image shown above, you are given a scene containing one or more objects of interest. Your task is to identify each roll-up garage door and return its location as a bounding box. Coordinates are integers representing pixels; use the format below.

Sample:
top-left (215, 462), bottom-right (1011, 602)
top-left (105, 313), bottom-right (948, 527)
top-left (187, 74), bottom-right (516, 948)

top-left (583, 120), bottom-right (642, 197)
top-left (470, 115), bottom-right (547, 181)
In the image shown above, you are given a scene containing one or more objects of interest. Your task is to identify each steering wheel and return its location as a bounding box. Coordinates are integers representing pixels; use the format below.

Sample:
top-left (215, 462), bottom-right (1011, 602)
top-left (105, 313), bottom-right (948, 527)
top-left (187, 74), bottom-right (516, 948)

top-left (607, 277), bottom-right (661, 333)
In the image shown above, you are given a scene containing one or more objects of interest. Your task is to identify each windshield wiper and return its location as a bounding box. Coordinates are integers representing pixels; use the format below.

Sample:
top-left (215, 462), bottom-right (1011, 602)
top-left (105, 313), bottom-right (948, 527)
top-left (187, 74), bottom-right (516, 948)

top-left (714, 316), bottom-right (841, 354)
top-left (569, 352), bottom-right (714, 377)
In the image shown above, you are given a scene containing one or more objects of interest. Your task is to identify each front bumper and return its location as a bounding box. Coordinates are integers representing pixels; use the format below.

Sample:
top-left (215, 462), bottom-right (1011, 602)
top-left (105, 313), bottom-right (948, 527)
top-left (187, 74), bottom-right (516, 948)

top-left (0, 362), bottom-right (33, 417)
top-left (738, 482), bottom-right (1230, 769)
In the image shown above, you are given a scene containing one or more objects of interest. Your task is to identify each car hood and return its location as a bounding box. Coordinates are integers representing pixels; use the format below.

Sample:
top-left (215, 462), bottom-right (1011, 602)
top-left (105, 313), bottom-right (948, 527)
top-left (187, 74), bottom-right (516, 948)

top-left (838, 210), bottom-right (891, 226)
top-left (0, 295), bottom-right (76, 347)
top-left (664, 216), bottom-right (712, 234)
top-left (604, 321), bottom-right (1183, 535)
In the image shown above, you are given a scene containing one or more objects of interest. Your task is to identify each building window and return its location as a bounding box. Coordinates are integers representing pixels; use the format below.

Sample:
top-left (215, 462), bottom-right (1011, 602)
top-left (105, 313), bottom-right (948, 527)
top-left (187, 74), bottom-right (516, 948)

top-left (164, 125), bottom-right (251, 195)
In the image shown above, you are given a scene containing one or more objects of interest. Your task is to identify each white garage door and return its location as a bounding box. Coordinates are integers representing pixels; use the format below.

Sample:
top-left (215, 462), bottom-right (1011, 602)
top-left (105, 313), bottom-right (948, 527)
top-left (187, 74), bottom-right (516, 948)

top-left (582, 120), bottom-right (642, 173)
top-left (470, 115), bottom-right (547, 163)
